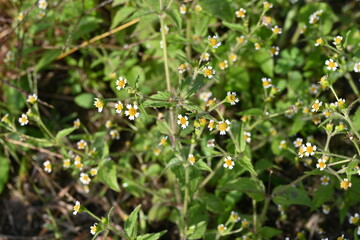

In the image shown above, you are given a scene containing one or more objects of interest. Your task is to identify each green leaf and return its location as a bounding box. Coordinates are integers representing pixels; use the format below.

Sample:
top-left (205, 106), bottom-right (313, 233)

top-left (0, 156), bottom-right (10, 194)
top-left (125, 205), bottom-right (141, 238)
top-left (74, 93), bottom-right (95, 109)
top-left (239, 123), bottom-right (245, 153)
top-left (111, 6), bottom-right (136, 29)
top-left (138, 102), bottom-right (149, 121)
top-left (148, 204), bottom-right (170, 222)
top-left (143, 91), bottom-right (175, 108)
top-left (289, 116), bottom-right (306, 135)
top-left (187, 221), bottom-right (207, 239)
top-left (136, 230), bottom-right (167, 240)
top-left (222, 21), bottom-right (247, 34)
top-left (273, 185), bottom-right (312, 207)
top-left (238, 108), bottom-right (263, 116)
top-left (200, 191), bottom-right (225, 214)
top-left (55, 127), bottom-right (77, 141)
top-left (202, 0), bottom-right (233, 22)
top-left (352, 107), bottom-right (360, 131)
top-left (35, 49), bottom-right (62, 72)
top-left (98, 161), bottom-right (120, 192)
top-left (219, 178), bottom-right (266, 201)
top-left (260, 227), bottom-right (282, 239)
top-left (194, 160), bottom-right (212, 172)
top-left (312, 185), bottom-right (334, 209)
top-left (175, 54), bottom-right (193, 66)
top-left (254, 49), bottom-right (274, 78)
top-left (166, 9), bottom-right (182, 30)
top-left (238, 156), bottom-right (257, 176)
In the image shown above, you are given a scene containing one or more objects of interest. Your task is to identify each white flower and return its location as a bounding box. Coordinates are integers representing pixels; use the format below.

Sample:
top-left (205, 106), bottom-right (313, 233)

top-left (125, 104), bottom-right (140, 120)
top-left (320, 175), bottom-right (330, 185)
top-left (293, 138), bottom-right (303, 148)
top-left (207, 139), bottom-right (215, 147)
top-left (350, 213), bottom-right (359, 225)
top-left (354, 62), bottom-right (360, 73)
top-left (223, 156), bottom-right (235, 169)
top-left (208, 35), bottom-right (221, 48)
top-left (115, 101), bottom-right (123, 114)
top-left (80, 173), bottom-right (91, 185)
top-left (272, 25), bottom-right (282, 35)
top-left (110, 129), bottom-right (120, 140)
top-left (269, 46), bottom-right (279, 56)
top-left (77, 140), bottom-right (87, 150)
top-left (304, 142), bottom-right (317, 156)
top-left (316, 158), bottom-right (326, 171)
top-left (217, 120), bottom-right (231, 135)
top-left (90, 223), bottom-right (97, 235)
top-left (311, 99), bottom-right (322, 112)
top-left (116, 77), bottom-right (127, 90)
top-left (235, 8), bottom-right (246, 18)
top-left (333, 36), bottom-right (343, 45)
top-left (27, 94), bottom-right (38, 104)
top-left (244, 132), bottom-right (251, 143)
top-left (43, 160), bottom-right (52, 173)
top-left (325, 59), bottom-right (338, 71)
top-left (94, 98), bottom-right (103, 112)
top-left (180, 4), bottom-right (187, 14)
top-left (177, 114), bottom-right (189, 129)
top-left (38, 0), bottom-right (47, 9)
top-left (199, 91), bottom-right (212, 102)
top-left (203, 66), bottom-right (215, 79)
top-left (262, 78), bottom-right (272, 88)
top-left (322, 204), bottom-right (330, 214)
top-left (226, 92), bottom-right (239, 105)
top-left (73, 201), bottom-right (80, 215)
top-left (202, 52), bottom-right (210, 62)
top-left (19, 114), bottom-right (29, 126)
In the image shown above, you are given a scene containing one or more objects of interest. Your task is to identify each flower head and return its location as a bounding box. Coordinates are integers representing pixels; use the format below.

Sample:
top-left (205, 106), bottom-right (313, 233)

top-left (237, 36), bottom-right (247, 44)
top-left (354, 62), bottom-right (360, 73)
top-left (38, 0), bottom-right (47, 9)
top-left (309, 84), bottom-right (319, 95)
top-left (208, 120), bottom-right (215, 131)
top-left (125, 104), bottom-right (140, 120)
top-left (218, 60), bottom-right (228, 70)
top-left (269, 46), bottom-right (279, 56)
top-left (333, 36), bottom-right (343, 46)
top-left (226, 92), bottom-right (239, 105)
top-left (315, 38), bottom-right (323, 46)
top-left (279, 140), bottom-right (287, 149)
top-left (115, 101), bottom-right (124, 114)
top-left (208, 35), bottom-right (221, 48)
top-left (43, 160), bottom-right (52, 173)
top-left (73, 201), bottom-right (80, 215)
top-left (242, 219), bottom-right (250, 228)
top-left (272, 25), bottom-right (282, 35)
top-left (207, 139), bottom-right (215, 147)
top-left (27, 94), bottom-right (38, 104)
top-left (202, 52), bottom-right (210, 62)
top-left (90, 223), bottom-right (97, 235)
top-left (94, 98), bottom-right (104, 112)
top-left (254, 43), bottom-right (261, 50)
top-left (199, 91), bottom-right (212, 102)
top-left (217, 224), bottom-right (227, 233)
top-left (311, 99), bottom-right (323, 112)
top-left (188, 154), bottom-right (196, 165)
top-left (90, 168), bottom-right (98, 176)
top-left (80, 173), bottom-right (91, 185)
top-left (322, 204), bottom-right (330, 214)
top-left (159, 136), bottom-right (168, 146)
top-left (77, 140), bottom-right (87, 150)
top-left (293, 138), bottom-right (303, 148)
top-left (73, 118), bottom-right (81, 128)
top-left (263, 1), bottom-right (273, 9)
top-left (228, 53), bottom-right (237, 62)
top-left (116, 77), bottom-right (127, 90)
top-left (63, 159), bottom-right (71, 169)
top-left (110, 130), bottom-right (120, 140)
top-left (316, 158), bottom-right (326, 171)
top-left (178, 64), bottom-right (186, 74)
top-left (244, 132), bottom-right (251, 143)
top-left (223, 156), bottom-right (235, 169)
top-left (217, 120), bottom-right (231, 135)
top-left (235, 8), bottom-right (246, 18)
top-left (320, 175), bottom-right (330, 185)
top-left (340, 178), bottom-right (352, 190)
top-left (262, 78), bottom-right (272, 88)
top-left (230, 211), bottom-right (241, 222)
top-left (19, 114), bottom-right (29, 126)
top-left (203, 66), bottom-right (215, 79)
top-left (350, 213), bottom-right (359, 225)
top-left (177, 115), bottom-right (189, 129)
top-left (325, 59), bottom-right (338, 71)
top-left (180, 4), bottom-right (187, 14)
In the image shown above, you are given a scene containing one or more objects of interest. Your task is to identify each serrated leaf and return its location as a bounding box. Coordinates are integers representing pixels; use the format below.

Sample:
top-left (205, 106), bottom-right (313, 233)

top-left (98, 161), bottom-right (120, 192)
top-left (238, 156), bottom-right (257, 176)
top-left (166, 9), bottom-right (182, 30)
top-left (74, 93), bottom-right (95, 109)
top-left (136, 230), bottom-right (167, 240)
top-left (312, 185), bottom-right (334, 209)
top-left (138, 102), bottom-right (149, 120)
top-left (35, 49), bottom-right (62, 72)
top-left (55, 127), bottom-right (76, 141)
top-left (273, 185), bottom-right (312, 207)
top-left (111, 6), bottom-right (136, 29)
top-left (222, 21), bottom-right (247, 34)
top-left (143, 91), bottom-right (175, 108)
top-left (194, 160), bottom-right (212, 172)
top-left (219, 178), bottom-right (265, 201)
top-left (125, 205), bottom-right (141, 238)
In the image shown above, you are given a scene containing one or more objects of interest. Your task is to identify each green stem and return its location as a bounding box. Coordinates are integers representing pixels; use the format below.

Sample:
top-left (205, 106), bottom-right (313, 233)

top-left (344, 73), bottom-right (360, 98)
top-left (182, 166), bottom-right (190, 240)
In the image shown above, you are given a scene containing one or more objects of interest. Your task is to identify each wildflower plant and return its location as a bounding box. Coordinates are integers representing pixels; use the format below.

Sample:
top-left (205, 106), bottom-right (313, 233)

top-left (2, 0), bottom-right (360, 239)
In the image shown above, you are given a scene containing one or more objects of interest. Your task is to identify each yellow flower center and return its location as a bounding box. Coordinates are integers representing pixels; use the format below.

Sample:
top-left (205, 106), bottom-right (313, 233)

top-left (328, 61), bottom-right (336, 68)
top-left (237, 10), bottom-right (245, 17)
top-left (270, 48), bottom-right (277, 54)
top-left (263, 81), bottom-right (270, 87)
top-left (313, 103), bottom-right (319, 110)
top-left (74, 204), bottom-right (80, 212)
top-left (340, 180), bottom-right (351, 189)
top-left (207, 99), bottom-right (215, 106)
top-left (117, 104), bottom-right (123, 111)
top-left (218, 122), bottom-right (228, 131)
top-left (318, 162), bottom-right (326, 168)
top-left (91, 226), bottom-right (97, 233)
top-left (200, 118), bottom-right (207, 125)
top-left (64, 160), bottom-right (70, 167)
top-left (76, 162), bottom-right (83, 169)
top-left (180, 117), bottom-right (187, 125)
top-left (352, 217), bottom-right (359, 224)
top-left (255, 43), bottom-right (261, 49)
top-left (209, 38), bottom-right (218, 47)
top-left (316, 38), bottom-right (323, 44)
top-left (95, 101), bottom-right (103, 108)
top-left (335, 38), bottom-right (341, 44)
top-left (117, 80), bottom-right (126, 88)
top-left (188, 156), bottom-right (195, 164)
top-left (219, 62), bottom-right (226, 69)
top-left (273, 28), bottom-right (280, 34)
top-left (128, 108), bottom-right (137, 116)
top-left (82, 175), bottom-right (90, 181)
top-left (225, 159), bottom-right (233, 166)
top-left (208, 121), bottom-right (215, 129)
top-left (160, 138), bottom-right (167, 145)
top-left (204, 68), bottom-right (213, 76)
top-left (21, 116), bottom-right (27, 123)
top-left (306, 146), bottom-right (313, 153)
top-left (237, 37), bottom-right (245, 44)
